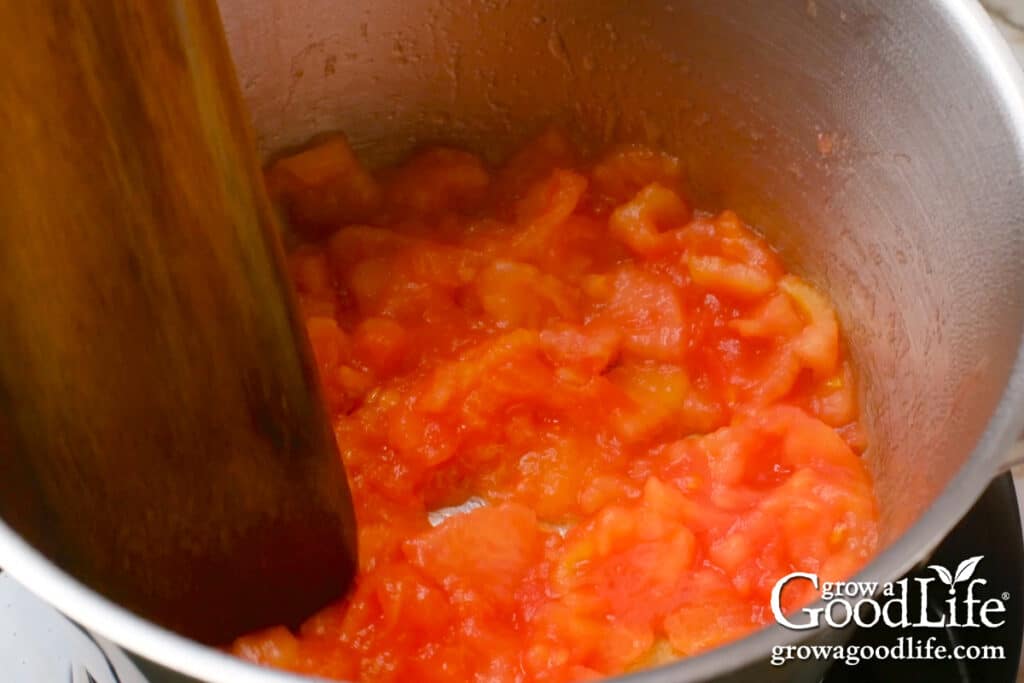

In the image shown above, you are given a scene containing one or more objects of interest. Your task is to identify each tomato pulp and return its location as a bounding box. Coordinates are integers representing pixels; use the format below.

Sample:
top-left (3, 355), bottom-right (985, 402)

top-left (232, 131), bottom-right (878, 682)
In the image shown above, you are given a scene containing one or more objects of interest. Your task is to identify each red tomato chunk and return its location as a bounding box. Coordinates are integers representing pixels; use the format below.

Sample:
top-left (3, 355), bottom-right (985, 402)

top-left (233, 131), bottom-right (878, 682)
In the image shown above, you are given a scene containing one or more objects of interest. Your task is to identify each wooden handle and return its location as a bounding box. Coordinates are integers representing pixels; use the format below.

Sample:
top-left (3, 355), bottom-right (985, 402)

top-left (0, 1), bottom-right (356, 643)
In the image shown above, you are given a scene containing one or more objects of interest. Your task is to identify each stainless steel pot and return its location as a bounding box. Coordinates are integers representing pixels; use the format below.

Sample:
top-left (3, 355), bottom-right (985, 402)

top-left (2, 0), bottom-right (1024, 681)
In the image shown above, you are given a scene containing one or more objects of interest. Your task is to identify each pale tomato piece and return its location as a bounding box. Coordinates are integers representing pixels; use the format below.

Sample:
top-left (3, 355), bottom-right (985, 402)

top-left (473, 260), bottom-right (579, 328)
top-left (609, 183), bottom-right (691, 255)
top-left (608, 363), bottom-right (721, 442)
top-left (539, 322), bottom-right (621, 374)
top-left (808, 360), bottom-right (859, 427)
top-left (664, 600), bottom-right (756, 656)
top-left (232, 626), bottom-right (300, 668)
top-left (494, 128), bottom-right (579, 201)
top-left (327, 225), bottom-right (413, 272)
top-left (779, 275), bottom-right (840, 377)
top-left (417, 330), bottom-right (542, 413)
top-left (552, 478), bottom-right (697, 624)
top-left (700, 408), bottom-right (876, 596)
top-left (385, 147), bottom-right (490, 215)
top-left (306, 316), bottom-right (349, 372)
top-left (591, 145), bottom-right (685, 203)
top-left (403, 503), bottom-right (543, 606)
top-left (482, 432), bottom-right (606, 522)
top-left (345, 256), bottom-right (395, 316)
top-left (402, 243), bottom-right (480, 289)
top-left (735, 348), bottom-right (803, 406)
top-left (267, 135), bottom-right (381, 236)
top-left (513, 169), bottom-right (589, 258)
top-left (304, 317), bottom-right (371, 411)
top-left (728, 292), bottom-right (803, 339)
top-left (687, 254), bottom-right (775, 299)
top-left (372, 563), bottom-right (451, 633)
top-left (601, 266), bottom-right (686, 362)
top-left (353, 317), bottom-right (408, 376)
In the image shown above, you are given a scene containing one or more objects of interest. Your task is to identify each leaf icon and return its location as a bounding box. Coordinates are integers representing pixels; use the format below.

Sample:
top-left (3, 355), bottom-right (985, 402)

top-left (953, 556), bottom-right (983, 585)
top-left (929, 564), bottom-right (954, 586)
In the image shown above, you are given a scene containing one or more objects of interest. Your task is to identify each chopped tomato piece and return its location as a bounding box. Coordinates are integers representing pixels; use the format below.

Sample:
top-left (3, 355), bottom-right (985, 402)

top-left (353, 317), bottom-right (408, 376)
top-left (687, 254), bottom-right (775, 299)
top-left (539, 322), bottom-right (621, 375)
top-left (591, 145), bottom-right (686, 203)
top-left (474, 260), bottom-right (579, 328)
top-left (600, 266), bottom-right (686, 362)
top-left (779, 275), bottom-right (840, 377)
top-left (233, 626), bottom-right (299, 668)
top-left (608, 183), bottom-right (691, 255)
top-left (404, 503), bottom-right (543, 607)
top-left (384, 147), bottom-right (490, 216)
top-left (266, 135), bottom-right (381, 237)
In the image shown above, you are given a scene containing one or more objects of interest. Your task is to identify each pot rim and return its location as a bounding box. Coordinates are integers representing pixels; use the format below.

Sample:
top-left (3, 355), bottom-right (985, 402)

top-left (2, 0), bottom-right (1024, 681)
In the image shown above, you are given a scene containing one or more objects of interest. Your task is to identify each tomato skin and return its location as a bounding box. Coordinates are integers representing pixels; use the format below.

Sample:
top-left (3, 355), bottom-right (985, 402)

top-left (233, 134), bottom-right (878, 683)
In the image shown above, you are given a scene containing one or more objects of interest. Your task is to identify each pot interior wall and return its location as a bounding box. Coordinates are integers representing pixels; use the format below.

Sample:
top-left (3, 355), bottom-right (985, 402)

top-left (221, 0), bottom-right (1024, 547)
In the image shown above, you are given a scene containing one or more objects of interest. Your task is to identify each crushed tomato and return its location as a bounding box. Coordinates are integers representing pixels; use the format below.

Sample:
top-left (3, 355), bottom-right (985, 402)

top-left (232, 130), bottom-right (878, 682)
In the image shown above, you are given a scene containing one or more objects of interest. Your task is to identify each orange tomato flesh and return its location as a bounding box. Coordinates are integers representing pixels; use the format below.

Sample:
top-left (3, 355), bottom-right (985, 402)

top-left (232, 131), bottom-right (878, 683)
